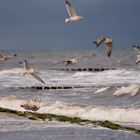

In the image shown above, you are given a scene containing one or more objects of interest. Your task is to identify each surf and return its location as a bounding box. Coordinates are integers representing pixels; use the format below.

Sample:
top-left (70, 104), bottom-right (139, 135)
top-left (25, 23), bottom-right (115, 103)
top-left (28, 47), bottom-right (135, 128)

top-left (0, 96), bottom-right (140, 124)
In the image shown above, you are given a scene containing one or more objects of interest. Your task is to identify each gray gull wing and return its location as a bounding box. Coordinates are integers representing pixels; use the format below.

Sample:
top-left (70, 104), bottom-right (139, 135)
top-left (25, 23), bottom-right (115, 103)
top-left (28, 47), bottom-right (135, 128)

top-left (65, 0), bottom-right (77, 17)
top-left (31, 72), bottom-right (46, 84)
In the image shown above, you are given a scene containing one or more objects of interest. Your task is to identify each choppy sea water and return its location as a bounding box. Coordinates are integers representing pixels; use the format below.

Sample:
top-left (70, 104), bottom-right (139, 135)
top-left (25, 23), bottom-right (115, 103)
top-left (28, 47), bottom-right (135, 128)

top-left (0, 50), bottom-right (140, 140)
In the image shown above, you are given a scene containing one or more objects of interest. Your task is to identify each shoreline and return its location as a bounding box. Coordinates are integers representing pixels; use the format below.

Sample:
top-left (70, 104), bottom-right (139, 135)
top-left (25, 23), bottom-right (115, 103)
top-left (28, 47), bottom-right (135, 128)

top-left (0, 107), bottom-right (140, 135)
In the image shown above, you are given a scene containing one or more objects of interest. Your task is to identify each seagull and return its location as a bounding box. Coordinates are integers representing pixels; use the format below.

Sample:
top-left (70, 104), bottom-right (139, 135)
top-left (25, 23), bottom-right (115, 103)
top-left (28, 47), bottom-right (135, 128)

top-left (93, 37), bottom-right (113, 57)
top-left (65, 0), bottom-right (84, 23)
top-left (21, 99), bottom-right (40, 112)
top-left (21, 104), bottom-right (39, 112)
top-left (53, 55), bottom-right (94, 66)
top-left (0, 54), bottom-right (17, 61)
top-left (23, 60), bottom-right (46, 84)
top-left (132, 45), bottom-right (140, 64)
top-left (63, 56), bottom-right (80, 66)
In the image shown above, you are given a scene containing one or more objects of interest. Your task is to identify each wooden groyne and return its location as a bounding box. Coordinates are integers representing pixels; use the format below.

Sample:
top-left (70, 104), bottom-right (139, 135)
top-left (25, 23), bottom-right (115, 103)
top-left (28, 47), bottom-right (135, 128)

top-left (50, 68), bottom-right (116, 72)
top-left (18, 85), bottom-right (84, 90)
top-left (12, 85), bottom-right (121, 91)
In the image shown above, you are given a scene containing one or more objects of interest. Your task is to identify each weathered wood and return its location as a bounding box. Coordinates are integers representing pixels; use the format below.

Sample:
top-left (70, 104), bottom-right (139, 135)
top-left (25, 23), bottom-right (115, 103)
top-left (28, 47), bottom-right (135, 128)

top-left (18, 85), bottom-right (85, 90)
top-left (13, 85), bottom-right (123, 91)
top-left (50, 68), bottom-right (116, 72)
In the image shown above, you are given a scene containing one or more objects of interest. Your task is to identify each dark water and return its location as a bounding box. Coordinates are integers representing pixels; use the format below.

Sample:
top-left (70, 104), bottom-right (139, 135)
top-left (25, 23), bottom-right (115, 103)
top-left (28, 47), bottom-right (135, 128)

top-left (1, 128), bottom-right (140, 140)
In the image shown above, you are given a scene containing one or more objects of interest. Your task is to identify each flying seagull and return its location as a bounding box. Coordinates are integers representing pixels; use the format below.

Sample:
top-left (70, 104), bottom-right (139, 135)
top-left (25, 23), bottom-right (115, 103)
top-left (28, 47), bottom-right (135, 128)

top-left (53, 55), bottom-right (95, 66)
top-left (65, 0), bottom-right (84, 23)
top-left (0, 54), bottom-right (17, 61)
top-left (93, 37), bottom-right (113, 57)
top-left (23, 60), bottom-right (46, 84)
top-left (63, 56), bottom-right (81, 66)
top-left (132, 45), bottom-right (140, 64)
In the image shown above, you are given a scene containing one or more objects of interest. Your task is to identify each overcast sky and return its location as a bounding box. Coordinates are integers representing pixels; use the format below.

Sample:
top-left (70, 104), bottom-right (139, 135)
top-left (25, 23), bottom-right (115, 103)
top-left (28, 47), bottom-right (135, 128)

top-left (0, 0), bottom-right (140, 51)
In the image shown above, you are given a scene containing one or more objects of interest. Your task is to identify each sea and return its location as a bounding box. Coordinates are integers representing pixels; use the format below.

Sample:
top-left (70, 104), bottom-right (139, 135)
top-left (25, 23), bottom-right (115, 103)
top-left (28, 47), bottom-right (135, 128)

top-left (0, 49), bottom-right (140, 140)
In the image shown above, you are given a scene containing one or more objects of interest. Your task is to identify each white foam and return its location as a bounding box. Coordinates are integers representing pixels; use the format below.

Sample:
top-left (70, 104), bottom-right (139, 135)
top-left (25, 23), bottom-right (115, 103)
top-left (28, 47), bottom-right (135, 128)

top-left (0, 96), bottom-right (25, 111)
top-left (1, 68), bottom-right (140, 88)
top-left (113, 84), bottom-right (140, 96)
top-left (94, 87), bottom-right (110, 93)
top-left (54, 69), bottom-right (140, 86)
top-left (0, 68), bottom-right (23, 76)
top-left (1, 97), bottom-right (140, 124)
top-left (39, 102), bottom-right (140, 124)
top-left (72, 72), bottom-right (94, 77)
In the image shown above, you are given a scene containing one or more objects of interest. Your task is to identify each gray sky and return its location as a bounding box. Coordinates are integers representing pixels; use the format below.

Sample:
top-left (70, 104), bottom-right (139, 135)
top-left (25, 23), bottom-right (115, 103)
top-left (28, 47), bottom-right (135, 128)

top-left (0, 0), bottom-right (140, 50)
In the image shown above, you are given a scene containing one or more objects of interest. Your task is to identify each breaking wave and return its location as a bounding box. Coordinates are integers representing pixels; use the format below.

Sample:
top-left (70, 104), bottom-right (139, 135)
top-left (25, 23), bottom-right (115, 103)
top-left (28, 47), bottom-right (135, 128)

top-left (0, 68), bottom-right (23, 76)
top-left (0, 96), bottom-right (140, 124)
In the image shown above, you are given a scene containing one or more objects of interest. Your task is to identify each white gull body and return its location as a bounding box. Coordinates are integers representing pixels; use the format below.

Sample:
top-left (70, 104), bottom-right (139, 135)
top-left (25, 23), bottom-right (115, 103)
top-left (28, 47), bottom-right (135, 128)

top-left (65, 0), bottom-right (83, 23)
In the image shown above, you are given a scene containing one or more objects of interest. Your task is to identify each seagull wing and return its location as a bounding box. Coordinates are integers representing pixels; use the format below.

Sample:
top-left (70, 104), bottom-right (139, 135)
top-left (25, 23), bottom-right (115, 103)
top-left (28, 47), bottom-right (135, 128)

top-left (24, 60), bottom-right (32, 70)
top-left (52, 60), bottom-right (67, 65)
top-left (136, 55), bottom-right (140, 64)
top-left (133, 46), bottom-right (140, 54)
top-left (52, 61), bottom-right (61, 65)
top-left (73, 55), bottom-right (96, 60)
top-left (96, 37), bottom-right (106, 47)
top-left (31, 72), bottom-right (46, 84)
top-left (72, 56), bottom-right (83, 60)
top-left (106, 42), bottom-right (113, 57)
top-left (65, 0), bottom-right (77, 17)
top-left (136, 59), bottom-right (140, 64)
